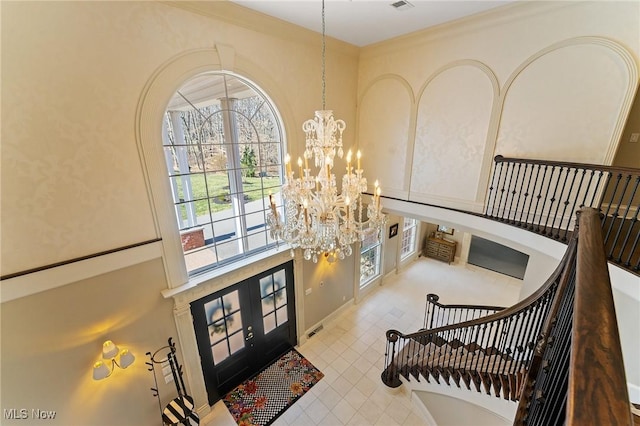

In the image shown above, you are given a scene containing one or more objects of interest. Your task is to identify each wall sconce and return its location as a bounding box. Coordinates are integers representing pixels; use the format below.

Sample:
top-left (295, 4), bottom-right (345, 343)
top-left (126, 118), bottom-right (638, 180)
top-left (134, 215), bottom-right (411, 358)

top-left (92, 340), bottom-right (135, 380)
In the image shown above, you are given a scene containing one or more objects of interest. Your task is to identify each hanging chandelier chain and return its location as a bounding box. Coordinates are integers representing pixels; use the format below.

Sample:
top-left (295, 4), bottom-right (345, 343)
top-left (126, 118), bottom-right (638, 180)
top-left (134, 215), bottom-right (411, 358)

top-left (266, 0), bottom-right (386, 264)
top-left (322, 0), bottom-right (326, 111)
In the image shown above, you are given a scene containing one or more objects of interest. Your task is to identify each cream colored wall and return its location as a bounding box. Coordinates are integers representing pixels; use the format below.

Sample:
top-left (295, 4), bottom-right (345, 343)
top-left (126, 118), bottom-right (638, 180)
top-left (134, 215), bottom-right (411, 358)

top-left (0, 259), bottom-right (178, 425)
top-left (1, 0), bottom-right (359, 277)
top-left (382, 214), bottom-right (402, 275)
top-left (302, 252), bottom-right (356, 330)
top-left (1, 0), bottom-right (360, 421)
top-left (357, 1), bottom-right (639, 212)
top-left (615, 89), bottom-right (640, 169)
top-left (2, 0), bottom-right (638, 422)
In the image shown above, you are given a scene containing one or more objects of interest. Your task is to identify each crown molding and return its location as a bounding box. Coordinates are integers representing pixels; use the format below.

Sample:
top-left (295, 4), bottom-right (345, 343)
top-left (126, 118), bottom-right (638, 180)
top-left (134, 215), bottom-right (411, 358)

top-left (161, 1), bottom-right (359, 57)
top-left (360, 1), bottom-right (576, 59)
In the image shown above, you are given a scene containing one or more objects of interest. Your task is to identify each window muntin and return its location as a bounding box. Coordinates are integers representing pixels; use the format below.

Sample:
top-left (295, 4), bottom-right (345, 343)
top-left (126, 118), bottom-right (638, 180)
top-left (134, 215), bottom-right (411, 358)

top-left (205, 290), bottom-right (244, 364)
top-left (163, 73), bottom-right (284, 276)
top-left (259, 269), bottom-right (288, 334)
top-left (400, 218), bottom-right (417, 260)
top-left (360, 229), bottom-right (382, 287)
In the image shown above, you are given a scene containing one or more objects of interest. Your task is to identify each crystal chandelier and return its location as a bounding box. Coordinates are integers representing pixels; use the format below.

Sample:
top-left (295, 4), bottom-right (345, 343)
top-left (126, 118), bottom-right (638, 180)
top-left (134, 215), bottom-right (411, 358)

top-left (267, 0), bottom-right (386, 263)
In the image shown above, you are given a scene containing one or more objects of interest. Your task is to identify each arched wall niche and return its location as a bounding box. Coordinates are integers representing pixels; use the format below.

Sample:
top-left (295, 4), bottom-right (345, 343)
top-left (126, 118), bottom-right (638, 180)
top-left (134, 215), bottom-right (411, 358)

top-left (355, 37), bottom-right (637, 214)
top-left (496, 36), bottom-right (639, 166)
top-left (357, 74), bottom-right (414, 199)
top-left (410, 60), bottom-right (499, 212)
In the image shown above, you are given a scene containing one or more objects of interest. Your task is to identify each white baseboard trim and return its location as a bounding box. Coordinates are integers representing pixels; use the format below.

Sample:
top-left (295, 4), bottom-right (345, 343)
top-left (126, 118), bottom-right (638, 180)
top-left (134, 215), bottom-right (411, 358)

top-left (629, 383), bottom-right (640, 404)
top-left (303, 298), bottom-right (355, 338)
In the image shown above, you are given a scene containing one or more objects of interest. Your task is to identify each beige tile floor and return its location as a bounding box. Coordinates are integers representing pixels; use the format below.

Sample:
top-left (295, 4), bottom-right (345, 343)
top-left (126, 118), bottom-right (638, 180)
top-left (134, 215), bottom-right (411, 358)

top-left (203, 257), bottom-right (522, 426)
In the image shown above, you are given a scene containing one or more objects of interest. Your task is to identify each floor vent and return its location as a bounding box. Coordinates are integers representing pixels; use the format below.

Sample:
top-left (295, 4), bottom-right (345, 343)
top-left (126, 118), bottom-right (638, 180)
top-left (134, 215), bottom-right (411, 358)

top-left (307, 324), bottom-right (324, 338)
top-left (390, 0), bottom-right (414, 11)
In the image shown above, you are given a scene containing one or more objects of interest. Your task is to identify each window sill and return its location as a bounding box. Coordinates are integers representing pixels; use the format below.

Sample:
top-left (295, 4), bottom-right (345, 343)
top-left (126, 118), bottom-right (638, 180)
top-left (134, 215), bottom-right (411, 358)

top-left (162, 245), bottom-right (292, 300)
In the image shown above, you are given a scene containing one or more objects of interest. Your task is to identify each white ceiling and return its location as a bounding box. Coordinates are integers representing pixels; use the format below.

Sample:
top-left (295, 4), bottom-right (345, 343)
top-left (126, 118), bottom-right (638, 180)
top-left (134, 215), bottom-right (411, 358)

top-left (230, 0), bottom-right (518, 47)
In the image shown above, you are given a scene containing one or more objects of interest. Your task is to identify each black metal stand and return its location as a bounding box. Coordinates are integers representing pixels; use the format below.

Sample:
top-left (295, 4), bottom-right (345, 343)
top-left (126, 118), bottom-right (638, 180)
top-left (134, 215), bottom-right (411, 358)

top-left (146, 338), bottom-right (199, 426)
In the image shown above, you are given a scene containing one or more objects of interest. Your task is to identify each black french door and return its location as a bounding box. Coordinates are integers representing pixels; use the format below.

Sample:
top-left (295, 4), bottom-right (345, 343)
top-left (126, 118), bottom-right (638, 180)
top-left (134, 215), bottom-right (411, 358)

top-left (191, 261), bottom-right (296, 405)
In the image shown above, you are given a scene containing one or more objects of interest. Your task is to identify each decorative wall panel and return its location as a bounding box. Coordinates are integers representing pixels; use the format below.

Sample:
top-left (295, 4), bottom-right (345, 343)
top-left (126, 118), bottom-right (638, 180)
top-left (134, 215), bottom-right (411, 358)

top-left (357, 76), bottom-right (413, 198)
top-left (496, 40), bottom-right (636, 165)
top-left (410, 64), bottom-right (495, 208)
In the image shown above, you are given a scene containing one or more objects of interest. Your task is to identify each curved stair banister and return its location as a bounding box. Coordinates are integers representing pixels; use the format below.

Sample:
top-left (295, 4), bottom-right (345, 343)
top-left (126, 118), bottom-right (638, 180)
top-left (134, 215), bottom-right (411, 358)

top-left (382, 233), bottom-right (578, 401)
top-left (514, 208), bottom-right (633, 426)
top-left (424, 293), bottom-right (506, 330)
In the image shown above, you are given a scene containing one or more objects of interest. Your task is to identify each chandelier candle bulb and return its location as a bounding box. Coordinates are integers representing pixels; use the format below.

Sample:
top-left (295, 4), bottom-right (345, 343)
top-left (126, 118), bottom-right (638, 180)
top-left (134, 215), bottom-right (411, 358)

top-left (345, 196), bottom-right (350, 224)
top-left (357, 150), bottom-right (361, 171)
top-left (304, 154), bottom-right (309, 171)
top-left (297, 157), bottom-right (303, 177)
top-left (285, 154), bottom-right (291, 177)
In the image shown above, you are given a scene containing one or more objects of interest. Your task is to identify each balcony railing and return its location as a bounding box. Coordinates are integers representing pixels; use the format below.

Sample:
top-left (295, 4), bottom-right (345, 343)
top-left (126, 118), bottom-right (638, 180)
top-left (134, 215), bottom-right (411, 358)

top-left (485, 155), bottom-right (639, 274)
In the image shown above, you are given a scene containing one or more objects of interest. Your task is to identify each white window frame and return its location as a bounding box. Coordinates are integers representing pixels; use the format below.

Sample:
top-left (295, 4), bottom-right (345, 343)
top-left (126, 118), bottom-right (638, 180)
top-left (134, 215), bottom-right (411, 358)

top-left (360, 230), bottom-right (382, 288)
top-left (400, 217), bottom-right (418, 262)
top-left (136, 50), bottom-right (288, 289)
top-left (162, 73), bottom-right (286, 277)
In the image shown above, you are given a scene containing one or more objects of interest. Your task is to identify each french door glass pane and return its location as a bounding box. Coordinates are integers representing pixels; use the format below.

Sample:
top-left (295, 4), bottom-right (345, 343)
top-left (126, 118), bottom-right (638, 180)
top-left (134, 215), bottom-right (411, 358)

top-left (223, 291), bottom-right (240, 313)
top-left (276, 306), bottom-right (288, 325)
top-left (273, 269), bottom-right (286, 289)
top-left (260, 275), bottom-right (273, 297)
top-left (228, 332), bottom-right (244, 355)
top-left (204, 290), bottom-right (245, 365)
top-left (263, 313), bottom-right (276, 334)
top-left (212, 341), bottom-right (229, 364)
top-left (260, 268), bottom-right (288, 334)
top-left (275, 288), bottom-right (286, 308)
top-left (226, 313), bottom-right (243, 335)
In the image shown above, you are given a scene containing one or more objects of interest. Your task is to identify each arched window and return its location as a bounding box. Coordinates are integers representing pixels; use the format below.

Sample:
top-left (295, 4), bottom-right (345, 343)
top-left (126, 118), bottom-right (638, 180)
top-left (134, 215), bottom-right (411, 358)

top-left (163, 72), bottom-right (285, 275)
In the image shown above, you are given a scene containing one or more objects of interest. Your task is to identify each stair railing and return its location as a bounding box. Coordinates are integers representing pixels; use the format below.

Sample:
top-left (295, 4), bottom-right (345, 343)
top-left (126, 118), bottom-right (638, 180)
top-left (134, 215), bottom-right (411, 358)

top-left (382, 234), bottom-right (577, 400)
top-left (514, 208), bottom-right (632, 425)
top-left (424, 293), bottom-right (505, 330)
top-left (485, 155), bottom-right (639, 274)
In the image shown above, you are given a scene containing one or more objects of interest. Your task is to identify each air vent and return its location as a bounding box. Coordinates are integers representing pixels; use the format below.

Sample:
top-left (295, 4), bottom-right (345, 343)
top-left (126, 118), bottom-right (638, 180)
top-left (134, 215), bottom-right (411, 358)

top-left (307, 324), bottom-right (324, 338)
top-left (390, 0), bottom-right (414, 11)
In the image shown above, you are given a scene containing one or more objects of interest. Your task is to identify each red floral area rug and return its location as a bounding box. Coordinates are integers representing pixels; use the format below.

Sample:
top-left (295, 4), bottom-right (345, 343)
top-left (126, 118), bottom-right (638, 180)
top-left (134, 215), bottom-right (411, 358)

top-left (222, 349), bottom-right (324, 426)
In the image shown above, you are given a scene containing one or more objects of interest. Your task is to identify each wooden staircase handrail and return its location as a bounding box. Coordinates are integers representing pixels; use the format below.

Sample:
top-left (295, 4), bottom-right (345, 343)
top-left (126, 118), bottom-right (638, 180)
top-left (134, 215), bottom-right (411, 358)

top-left (425, 293), bottom-right (506, 313)
top-left (387, 236), bottom-right (575, 343)
top-left (569, 208), bottom-right (633, 425)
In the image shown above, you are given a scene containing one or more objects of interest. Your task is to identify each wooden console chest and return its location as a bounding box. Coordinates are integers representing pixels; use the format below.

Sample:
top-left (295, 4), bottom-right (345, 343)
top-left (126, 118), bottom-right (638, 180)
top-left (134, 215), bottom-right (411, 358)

top-left (425, 237), bottom-right (456, 264)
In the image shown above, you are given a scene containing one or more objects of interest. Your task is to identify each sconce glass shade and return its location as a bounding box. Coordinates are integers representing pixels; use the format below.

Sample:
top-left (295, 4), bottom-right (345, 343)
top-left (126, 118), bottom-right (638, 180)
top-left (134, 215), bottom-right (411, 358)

top-left (92, 361), bottom-right (111, 380)
top-left (102, 340), bottom-right (119, 359)
top-left (119, 349), bottom-right (135, 369)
